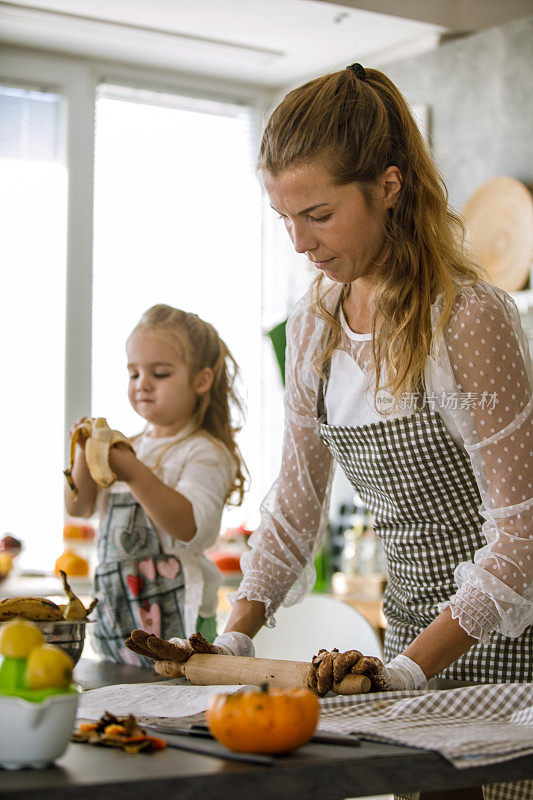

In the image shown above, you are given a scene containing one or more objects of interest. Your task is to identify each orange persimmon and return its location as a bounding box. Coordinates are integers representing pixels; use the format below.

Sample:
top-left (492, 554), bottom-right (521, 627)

top-left (206, 684), bottom-right (319, 754)
top-left (54, 551), bottom-right (89, 578)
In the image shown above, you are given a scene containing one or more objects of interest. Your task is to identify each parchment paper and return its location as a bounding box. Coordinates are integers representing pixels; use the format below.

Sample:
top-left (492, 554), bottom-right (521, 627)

top-left (77, 679), bottom-right (255, 727)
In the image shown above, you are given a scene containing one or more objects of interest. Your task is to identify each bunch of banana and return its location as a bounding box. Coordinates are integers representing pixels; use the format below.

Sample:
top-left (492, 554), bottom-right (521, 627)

top-left (64, 417), bottom-right (134, 497)
top-left (0, 572), bottom-right (98, 622)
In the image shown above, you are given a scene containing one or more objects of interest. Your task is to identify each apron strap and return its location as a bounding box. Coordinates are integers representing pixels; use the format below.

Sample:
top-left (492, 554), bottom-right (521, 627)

top-left (315, 292), bottom-right (344, 423)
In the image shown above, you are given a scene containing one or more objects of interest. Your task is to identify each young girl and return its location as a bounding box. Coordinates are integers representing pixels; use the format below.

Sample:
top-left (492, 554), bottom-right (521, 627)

top-left (64, 304), bottom-right (246, 668)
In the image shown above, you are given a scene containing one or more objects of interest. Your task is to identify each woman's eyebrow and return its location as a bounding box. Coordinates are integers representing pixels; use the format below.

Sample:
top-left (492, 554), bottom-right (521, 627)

top-left (270, 202), bottom-right (331, 216)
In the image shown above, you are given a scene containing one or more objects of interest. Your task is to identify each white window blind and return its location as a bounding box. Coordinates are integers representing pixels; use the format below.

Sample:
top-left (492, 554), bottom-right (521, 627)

top-left (0, 84), bottom-right (67, 568)
top-left (0, 85), bottom-right (64, 161)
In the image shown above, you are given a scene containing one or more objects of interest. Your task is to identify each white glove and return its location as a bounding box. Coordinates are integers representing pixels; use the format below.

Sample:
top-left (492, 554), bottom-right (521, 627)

top-left (384, 654), bottom-right (428, 690)
top-left (213, 632), bottom-right (255, 658)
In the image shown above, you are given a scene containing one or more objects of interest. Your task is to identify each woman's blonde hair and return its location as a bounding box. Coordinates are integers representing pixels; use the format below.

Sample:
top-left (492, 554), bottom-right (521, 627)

top-left (258, 67), bottom-right (485, 401)
top-left (130, 305), bottom-right (247, 505)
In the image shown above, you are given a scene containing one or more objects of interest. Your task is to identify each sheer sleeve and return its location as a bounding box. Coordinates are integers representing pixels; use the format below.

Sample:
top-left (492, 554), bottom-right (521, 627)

top-left (434, 281), bottom-right (533, 641)
top-left (233, 292), bottom-right (335, 624)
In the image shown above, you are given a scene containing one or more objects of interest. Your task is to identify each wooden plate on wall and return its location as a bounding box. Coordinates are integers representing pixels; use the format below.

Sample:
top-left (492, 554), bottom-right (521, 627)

top-left (462, 176), bottom-right (533, 291)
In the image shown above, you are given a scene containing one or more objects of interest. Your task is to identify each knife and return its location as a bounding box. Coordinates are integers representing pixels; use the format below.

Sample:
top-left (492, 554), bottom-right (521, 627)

top-left (149, 731), bottom-right (275, 765)
top-left (145, 723), bottom-right (360, 747)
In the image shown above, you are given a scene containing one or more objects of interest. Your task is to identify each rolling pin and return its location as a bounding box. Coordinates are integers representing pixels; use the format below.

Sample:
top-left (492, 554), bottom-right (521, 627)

top-left (155, 653), bottom-right (371, 695)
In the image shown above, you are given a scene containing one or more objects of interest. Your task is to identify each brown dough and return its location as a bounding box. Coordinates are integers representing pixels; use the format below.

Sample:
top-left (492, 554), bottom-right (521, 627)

top-left (351, 656), bottom-right (390, 691)
top-left (124, 636), bottom-right (153, 658)
top-left (130, 629), bottom-right (153, 650)
top-left (308, 648), bottom-right (389, 695)
top-left (333, 650), bottom-right (363, 685)
top-left (146, 636), bottom-right (190, 662)
top-left (307, 648), bottom-right (340, 697)
top-left (188, 632), bottom-right (219, 654)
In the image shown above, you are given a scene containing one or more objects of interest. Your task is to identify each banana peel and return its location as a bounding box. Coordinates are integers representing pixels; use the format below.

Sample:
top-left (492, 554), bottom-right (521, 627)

top-left (58, 570), bottom-right (98, 621)
top-left (64, 417), bottom-right (134, 497)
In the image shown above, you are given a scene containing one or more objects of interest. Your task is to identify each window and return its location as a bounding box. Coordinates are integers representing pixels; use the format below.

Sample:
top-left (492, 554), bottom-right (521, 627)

top-left (0, 51), bottom-right (280, 570)
top-left (0, 85), bottom-right (67, 564)
top-left (92, 85), bottom-right (262, 524)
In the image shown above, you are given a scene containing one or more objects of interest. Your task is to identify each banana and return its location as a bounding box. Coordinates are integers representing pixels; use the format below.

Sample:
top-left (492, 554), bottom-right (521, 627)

top-left (64, 417), bottom-right (134, 497)
top-left (0, 597), bottom-right (64, 621)
top-left (58, 570), bottom-right (99, 620)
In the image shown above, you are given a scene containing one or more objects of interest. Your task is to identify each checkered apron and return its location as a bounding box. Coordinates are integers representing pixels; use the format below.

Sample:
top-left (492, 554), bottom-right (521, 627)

top-left (316, 377), bottom-right (532, 800)
top-left (93, 491), bottom-right (186, 668)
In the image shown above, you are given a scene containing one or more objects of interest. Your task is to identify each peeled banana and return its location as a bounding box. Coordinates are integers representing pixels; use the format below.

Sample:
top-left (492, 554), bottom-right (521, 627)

top-left (64, 417), bottom-right (134, 497)
top-left (0, 597), bottom-right (64, 622)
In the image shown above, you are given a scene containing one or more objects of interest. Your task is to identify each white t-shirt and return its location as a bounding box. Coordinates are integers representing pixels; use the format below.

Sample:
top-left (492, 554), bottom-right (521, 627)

top-left (108, 426), bottom-right (236, 635)
top-left (326, 305), bottom-right (464, 447)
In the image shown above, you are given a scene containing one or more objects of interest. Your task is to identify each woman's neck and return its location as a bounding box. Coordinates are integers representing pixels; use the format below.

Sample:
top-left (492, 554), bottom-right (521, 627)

top-left (343, 280), bottom-right (375, 334)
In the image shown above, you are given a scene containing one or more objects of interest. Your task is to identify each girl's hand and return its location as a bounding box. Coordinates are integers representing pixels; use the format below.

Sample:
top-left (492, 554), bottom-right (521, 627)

top-left (108, 443), bottom-right (138, 483)
top-left (70, 417), bottom-right (92, 450)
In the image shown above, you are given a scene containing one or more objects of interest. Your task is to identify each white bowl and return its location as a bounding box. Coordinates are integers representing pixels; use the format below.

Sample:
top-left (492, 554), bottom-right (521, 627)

top-left (0, 691), bottom-right (79, 770)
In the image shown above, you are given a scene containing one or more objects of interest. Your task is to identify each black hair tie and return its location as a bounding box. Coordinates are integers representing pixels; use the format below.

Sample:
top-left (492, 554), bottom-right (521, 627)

top-left (347, 63), bottom-right (366, 80)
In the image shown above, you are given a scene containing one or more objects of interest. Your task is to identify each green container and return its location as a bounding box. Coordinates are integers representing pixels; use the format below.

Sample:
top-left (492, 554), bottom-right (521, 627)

top-left (313, 543), bottom-right (332, 593)
top-left (266, 319), bottom-right (287, 386)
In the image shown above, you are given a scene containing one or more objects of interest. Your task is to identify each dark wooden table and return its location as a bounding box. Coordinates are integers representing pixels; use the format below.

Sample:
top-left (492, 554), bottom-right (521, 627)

top-left (0, 659), bottom-right (531, 799)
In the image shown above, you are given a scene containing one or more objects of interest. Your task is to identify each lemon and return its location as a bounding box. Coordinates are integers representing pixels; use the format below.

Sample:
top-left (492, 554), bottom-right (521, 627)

top-left (0, 617), bottom-right (45, 658)
top-left (25, 644), bottom-right (74, 689)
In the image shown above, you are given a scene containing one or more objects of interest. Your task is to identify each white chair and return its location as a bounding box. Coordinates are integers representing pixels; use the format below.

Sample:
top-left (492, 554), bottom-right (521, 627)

top-left (252, 594), bottom-right (384, 662)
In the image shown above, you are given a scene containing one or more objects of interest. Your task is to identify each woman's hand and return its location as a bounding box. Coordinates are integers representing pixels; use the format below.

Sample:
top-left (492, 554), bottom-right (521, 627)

top-left (308, 649), bottom-right (427, 696)
top-left (163, 631), bottom-right (255, 659)
top-left (125, 630), bottom-right (255, 669)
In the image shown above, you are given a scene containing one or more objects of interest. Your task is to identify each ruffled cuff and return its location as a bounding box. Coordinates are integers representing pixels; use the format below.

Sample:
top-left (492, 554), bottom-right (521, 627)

top-left (438, 582), bottom-right (500, 643)
top-left (229, 573), bottom-right (284, 628)
top-left (441, 559), bottom-right (533, 640)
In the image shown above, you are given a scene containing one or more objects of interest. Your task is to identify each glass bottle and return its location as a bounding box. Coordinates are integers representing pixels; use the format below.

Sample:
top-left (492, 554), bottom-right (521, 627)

top-left (339, 513), bottom-right (365, 576)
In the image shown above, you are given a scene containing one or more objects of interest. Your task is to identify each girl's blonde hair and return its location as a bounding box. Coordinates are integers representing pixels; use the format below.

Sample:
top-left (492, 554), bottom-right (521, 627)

top-left (131, 305), bottom-right (247, 505)
top-left (258, 67), bottom-right (485, 401)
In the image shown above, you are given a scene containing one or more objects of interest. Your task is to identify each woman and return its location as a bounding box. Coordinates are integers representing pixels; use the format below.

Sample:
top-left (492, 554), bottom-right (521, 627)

top-left (146, 64), bottom-right (531, 800)
top-left (231, 64), bottom-right (531, 800)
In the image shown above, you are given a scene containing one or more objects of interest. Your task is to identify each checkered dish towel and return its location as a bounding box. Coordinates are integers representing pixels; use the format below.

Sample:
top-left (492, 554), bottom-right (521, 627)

top-left (318, 683), bottom-right (533, 769)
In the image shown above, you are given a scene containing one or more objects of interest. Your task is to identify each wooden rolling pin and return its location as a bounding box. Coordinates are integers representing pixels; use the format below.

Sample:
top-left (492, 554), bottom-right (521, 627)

top-left (155, 653), bottom-right (371, 695)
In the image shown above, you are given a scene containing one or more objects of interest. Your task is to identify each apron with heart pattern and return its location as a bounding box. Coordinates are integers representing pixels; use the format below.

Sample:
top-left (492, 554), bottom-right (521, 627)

top-left (93, 490), bottom-right (186, 668)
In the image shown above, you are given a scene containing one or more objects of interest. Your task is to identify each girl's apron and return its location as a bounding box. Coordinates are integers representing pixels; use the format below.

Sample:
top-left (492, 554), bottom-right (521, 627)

top-left (93, 491), bottom-right (186, 669)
